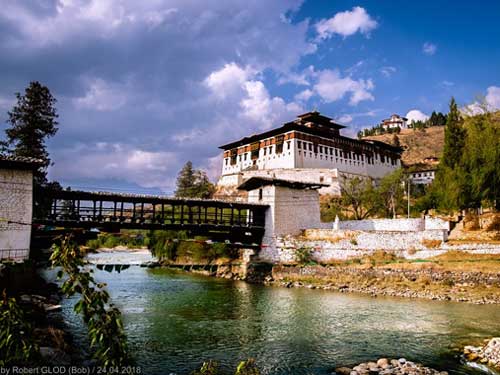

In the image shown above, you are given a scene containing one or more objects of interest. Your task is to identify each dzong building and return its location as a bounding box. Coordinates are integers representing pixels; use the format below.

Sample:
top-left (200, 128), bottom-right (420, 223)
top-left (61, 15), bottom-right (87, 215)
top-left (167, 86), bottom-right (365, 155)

top-left (217, 111), bottom-right (402, 196)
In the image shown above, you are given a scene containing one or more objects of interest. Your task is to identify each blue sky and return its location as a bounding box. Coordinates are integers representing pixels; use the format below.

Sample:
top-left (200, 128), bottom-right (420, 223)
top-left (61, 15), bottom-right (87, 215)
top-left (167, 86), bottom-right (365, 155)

top-left (0, 0), bottom-right (499, 194)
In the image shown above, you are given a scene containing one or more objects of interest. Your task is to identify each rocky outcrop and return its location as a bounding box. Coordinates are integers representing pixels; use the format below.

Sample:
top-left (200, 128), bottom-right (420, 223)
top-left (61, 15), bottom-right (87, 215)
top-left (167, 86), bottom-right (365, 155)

top-left (464, 338), bottom-right (500, 369)
top-left (335, 357), bottom-right (447, 375)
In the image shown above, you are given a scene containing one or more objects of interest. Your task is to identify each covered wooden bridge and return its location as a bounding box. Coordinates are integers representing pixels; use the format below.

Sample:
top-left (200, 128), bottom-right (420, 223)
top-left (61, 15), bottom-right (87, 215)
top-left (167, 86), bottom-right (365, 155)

top-left (33, 188), bottom-right (268, 245)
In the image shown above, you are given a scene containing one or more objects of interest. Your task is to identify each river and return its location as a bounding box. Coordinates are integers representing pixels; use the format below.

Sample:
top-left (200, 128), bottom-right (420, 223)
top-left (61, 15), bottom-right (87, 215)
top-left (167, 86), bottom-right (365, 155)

top-left (50, 251), bottom-right (500, 375)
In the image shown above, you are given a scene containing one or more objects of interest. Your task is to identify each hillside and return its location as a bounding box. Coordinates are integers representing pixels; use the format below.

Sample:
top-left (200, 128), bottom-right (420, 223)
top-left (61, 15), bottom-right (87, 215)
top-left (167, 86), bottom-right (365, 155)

top-left (363, 126), bottom-right (445, 166)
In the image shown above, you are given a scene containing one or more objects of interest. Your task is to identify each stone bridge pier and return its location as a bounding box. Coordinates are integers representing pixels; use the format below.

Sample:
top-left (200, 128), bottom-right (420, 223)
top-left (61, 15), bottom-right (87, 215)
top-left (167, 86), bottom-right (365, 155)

top-left (238, 176), bottom-right (327, 263)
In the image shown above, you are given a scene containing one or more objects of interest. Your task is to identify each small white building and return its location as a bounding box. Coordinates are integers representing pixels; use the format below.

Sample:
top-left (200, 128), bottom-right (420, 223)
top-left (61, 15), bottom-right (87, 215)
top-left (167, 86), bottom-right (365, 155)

top-left (218, 111), bottom-right (402, 196)
top-left (0, 155), bottom-right (40, 261)
top-left (381, 114), bottom-right (408, 130)
top-left (409, 168), bottom-right (436, 185)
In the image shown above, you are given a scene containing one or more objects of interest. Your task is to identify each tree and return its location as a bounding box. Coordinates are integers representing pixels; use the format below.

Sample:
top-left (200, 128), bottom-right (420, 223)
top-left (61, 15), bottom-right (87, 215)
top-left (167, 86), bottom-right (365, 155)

top-left (175, 161), bottom-right (215, 198)
top-left (339, 175), bottom-right (378, 219)
top-left (3, 81), bottom-right (59, 186)
top-left (461, 111), bottom-right (500, 209)
top-left (391, 134), bottom-right (401, 148)
top-left (376, 169), bottom-right (405, 218)
top-left (442, 97), bottom-right (465, 169)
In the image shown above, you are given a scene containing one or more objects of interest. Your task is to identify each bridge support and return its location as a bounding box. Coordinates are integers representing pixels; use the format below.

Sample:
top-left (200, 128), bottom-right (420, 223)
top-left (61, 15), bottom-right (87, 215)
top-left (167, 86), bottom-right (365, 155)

top-left (238, 177), bottom-right (327, 263)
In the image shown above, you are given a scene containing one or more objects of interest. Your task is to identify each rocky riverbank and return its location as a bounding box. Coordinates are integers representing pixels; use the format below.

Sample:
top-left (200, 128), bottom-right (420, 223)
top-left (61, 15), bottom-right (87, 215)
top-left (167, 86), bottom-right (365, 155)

top-left (0, 262), bottom-right (78, 365)
top-left (335, 358), bottom-right (448, 375)
top-left (464, 338), bottom-right (500, 370)
top-left (267, 265), bottom-right (500, 304)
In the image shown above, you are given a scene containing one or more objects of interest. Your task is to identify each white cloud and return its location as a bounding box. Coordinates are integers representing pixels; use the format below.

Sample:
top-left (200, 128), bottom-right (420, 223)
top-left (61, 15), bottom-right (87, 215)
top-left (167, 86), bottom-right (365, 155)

top-left (422, 42), bottom-right (437, 56)
top-left (294, 89), bottom-right (314, 102)
top-left (240, 81), bottom-right (302, 129)
top-left (337, 114), bottom-right (353, 124)
top-left (406, 109), bottom-right (429, 123)
top-left (204, 63), bottom-right (255, 100)
top-left (313, 69), bottom-right (374, 105)
top-left (51, 142), bottom-right (178, 192)
top-left (0, 1), bottom-right (323, 191)
top-left (486, 86), bottom-right (500, 109)
top-left (316, 7), bottom-right (377, 39)
top-left (380, 66), bottom-right (397, 78)
top-left (277, 65), bottom-right (316, 86)
top-left (73, 78), bottom-right (128, 111)
top-left (463, 86), bottom-right (500, 115)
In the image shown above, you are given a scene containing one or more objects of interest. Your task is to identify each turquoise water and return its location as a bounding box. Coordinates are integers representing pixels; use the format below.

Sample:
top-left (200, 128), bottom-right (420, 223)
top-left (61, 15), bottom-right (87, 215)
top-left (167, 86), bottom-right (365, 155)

top-left (53, 263), bottom-right (500, 375)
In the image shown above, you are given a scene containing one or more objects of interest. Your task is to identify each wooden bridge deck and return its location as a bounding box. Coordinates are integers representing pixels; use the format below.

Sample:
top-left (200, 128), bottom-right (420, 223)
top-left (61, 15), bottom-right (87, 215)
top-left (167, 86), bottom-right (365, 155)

top-left (33, 189), bottom-right (268, 244)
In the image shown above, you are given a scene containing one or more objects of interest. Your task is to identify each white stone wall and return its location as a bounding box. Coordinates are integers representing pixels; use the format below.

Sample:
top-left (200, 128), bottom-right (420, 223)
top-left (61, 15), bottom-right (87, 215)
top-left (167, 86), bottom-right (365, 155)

top-left (0, 168), bottom-right (33, 261)
top-left (424, 216), bottom-right (449, 231)
top-left (334, 218), bottom-right (426, 232)
top-left (248, 184), bottom-right (322, 263)
top-left (259, 230), bottom-right (498, 264)
top-left (217, 173), bottom-right (243, 187)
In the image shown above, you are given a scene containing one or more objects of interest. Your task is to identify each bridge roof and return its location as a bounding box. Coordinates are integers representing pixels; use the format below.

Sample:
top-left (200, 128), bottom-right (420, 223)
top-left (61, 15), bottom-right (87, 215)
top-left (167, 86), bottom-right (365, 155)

top-left (44, 188), bottom-right (268, 208)
top-left (237, 176), bottom-right (328, 191)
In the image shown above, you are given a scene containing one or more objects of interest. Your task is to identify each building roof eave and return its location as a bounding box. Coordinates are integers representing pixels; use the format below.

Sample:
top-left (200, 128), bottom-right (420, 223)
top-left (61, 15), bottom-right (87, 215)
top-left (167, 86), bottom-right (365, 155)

top-left (237, 176), bottom-right (329, 191)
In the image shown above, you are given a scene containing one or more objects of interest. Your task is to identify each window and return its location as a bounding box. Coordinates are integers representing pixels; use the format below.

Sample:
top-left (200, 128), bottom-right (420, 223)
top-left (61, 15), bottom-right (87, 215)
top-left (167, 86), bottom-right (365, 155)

top-left (258, 188), bottom-right (263, 201)
top-left (275, 135), bottom-right (284, 154)
top-left (230, 149), bottom-right (237, 165)
top-left (244, 153), bottom-right (247, 161)
top-left (225, 158), bottom-right (228, 165)
top-left (287, 141), bottom-right (291, 150)
top-left (263, 148), bottom-right (267, 156)
top-left (297, 141), bottom-right (302, 149)
top-left (250, 142), bottom-right (260, 160)
top-left (308, 143), bottom-right (312, 151)
top-left (319, 146), bottom-right (323, 153)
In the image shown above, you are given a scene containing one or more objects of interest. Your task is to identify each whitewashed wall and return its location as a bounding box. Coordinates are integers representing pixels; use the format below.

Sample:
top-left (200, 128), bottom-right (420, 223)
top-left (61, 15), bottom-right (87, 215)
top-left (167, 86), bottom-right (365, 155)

top-left (0, 168), bottom-right (33, 261)
top-left (334, 218), bottom-right (426, 232)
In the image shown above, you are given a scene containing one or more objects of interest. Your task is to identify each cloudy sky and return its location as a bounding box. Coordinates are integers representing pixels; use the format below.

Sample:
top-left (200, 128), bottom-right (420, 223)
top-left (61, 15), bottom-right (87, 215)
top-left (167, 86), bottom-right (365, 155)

top-left (1, 0), bottom-right (499, 194)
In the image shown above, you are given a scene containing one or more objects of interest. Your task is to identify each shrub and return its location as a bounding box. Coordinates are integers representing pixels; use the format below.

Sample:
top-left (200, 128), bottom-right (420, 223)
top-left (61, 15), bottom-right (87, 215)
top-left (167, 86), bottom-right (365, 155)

top-left (51, 236), bottom-right (130, 366)
top-left (0, 292), bottom-right (39, 365)
top-left (103, 235), bottom-right (120, 248)
top-left (148, 230), bottom-right (186, 261)
top-left (421, 239), bottom-right (442, 248)
top-left (407, 247), bottom-right (417, 255)
top-left (235, 359), bottom-right (260, 375)
top-left (191, 361), bottom-right (220, 375)
top-left (295, 247), bottom-right (313, 265)
top-left (86, 239), bottom-right (101, 251)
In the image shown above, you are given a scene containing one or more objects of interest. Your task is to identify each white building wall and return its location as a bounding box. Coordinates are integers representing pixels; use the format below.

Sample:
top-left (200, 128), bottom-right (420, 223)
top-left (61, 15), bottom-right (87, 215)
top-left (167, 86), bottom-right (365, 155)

top-left (221, 134), bottom-right (401, 180)
top-left (0, 168), bottom-right (33, 261)
top-left (247, 184), bottom-right (321, 262)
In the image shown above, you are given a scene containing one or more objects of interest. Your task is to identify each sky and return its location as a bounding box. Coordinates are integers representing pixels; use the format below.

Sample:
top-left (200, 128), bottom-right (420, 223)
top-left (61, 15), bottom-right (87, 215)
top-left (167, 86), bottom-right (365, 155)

top-left (1, 0), bottom-right (499, 194)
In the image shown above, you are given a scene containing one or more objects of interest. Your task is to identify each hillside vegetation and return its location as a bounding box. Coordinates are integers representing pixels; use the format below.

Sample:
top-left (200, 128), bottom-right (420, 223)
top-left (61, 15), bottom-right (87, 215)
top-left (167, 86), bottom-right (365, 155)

top-left (363, 126), bottom-right (444, 166)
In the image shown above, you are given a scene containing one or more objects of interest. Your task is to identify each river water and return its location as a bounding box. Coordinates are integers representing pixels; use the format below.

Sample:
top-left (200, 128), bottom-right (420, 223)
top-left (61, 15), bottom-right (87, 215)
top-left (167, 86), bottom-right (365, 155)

top-left (51, 251), bottom-right (500, 375)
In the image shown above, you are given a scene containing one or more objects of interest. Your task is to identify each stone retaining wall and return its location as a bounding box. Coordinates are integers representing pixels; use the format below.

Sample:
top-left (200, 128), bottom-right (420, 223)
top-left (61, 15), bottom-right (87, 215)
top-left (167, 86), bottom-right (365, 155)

top-left (257, 230), bottom-right (500, 264)
top-left (273, 265), bottom-right (500, 286)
